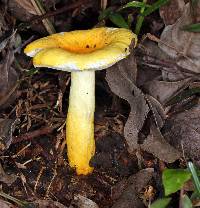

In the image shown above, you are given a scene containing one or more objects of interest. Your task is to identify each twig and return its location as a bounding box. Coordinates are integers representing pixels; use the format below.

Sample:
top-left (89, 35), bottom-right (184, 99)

top-left (30, 0), bottom-right (55, 34)
top-left (34, 166), bottom-right (45, 193)
top-left (30, 0), bottom-right (91, 25)
top-left (13, 126), bottom-right (55, 144)
top-left (45, 165), bottom-right (57, 198)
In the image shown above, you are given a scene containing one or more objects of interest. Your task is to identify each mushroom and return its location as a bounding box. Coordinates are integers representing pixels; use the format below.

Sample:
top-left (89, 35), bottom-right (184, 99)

top-left (24, 27), bottom-right (137, 175)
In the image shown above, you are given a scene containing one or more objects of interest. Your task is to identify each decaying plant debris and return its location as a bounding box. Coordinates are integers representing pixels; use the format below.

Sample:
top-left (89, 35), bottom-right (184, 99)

top-left (0, 0), bottom-right (200, 207)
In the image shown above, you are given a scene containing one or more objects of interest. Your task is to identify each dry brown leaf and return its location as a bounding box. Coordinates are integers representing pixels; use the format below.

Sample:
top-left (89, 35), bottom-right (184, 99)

top-left (159, 3), bottom-right (200, 74)
top-left (7, 1), bottom-right (46, 34)
top-left (136, 41), bottom-right (190, 82)
top-left (0, 199), bottom-right (14, 208)
top-left (145, 95), bottom-right (166, 129)
top-left (106, 52), bottom-right (180, 163)
top-left (34, 199), bottom-right (67, 208)
top-left (15, 0), bottom-right (37, 15)
top-left (0, 163), bottom-right (18, 186)
top-left (111, 168), bottom-right (154, 208)
top-left (0, 119), bottom-right (18, 152)
top-left (163, 102), bottom-right (200, 165)
top-left (106, 54), bottom-right (149, 153)
top-left (141, 123), bottom-right (181, 163)
top-left (74, 194), bottom-right (99, 208)
top-left (160, 0), bottom-right (185, 25)
top-left (0, 49), bottom-right (19, 108)
top-left (0, 6), bottom-right (9, 38)
top-left (143, 78), bottom-right (192, 105)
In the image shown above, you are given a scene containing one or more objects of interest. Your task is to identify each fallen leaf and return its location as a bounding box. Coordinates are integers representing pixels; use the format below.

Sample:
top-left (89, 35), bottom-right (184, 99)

top-left (0, 198), bottom-right (14, 208)
top-left (0, 6), bottom-right (9, 38)
top-left (0, 119), bottom-right (19, 152)
top-left (141, 123), bottom-right (181, 163)
top-left (159, 3), bottom-right (200, 74)
top-left (15, 0), bottom-right (37, 15)
top-left (143, 78), bottom-right (192, 105)
top-left (159, 0), bottom-right (185, 25)
top-left (7, 1), bottom-right (46, 34)
top-left (163, 102), bottom-right (200, 165)
top-left (145, 95), bottom-right (166, 129)
top-left (34, 199), bottom-right (67, 208)
top-left (106, 54), bottom-right (149, 153)
top-left (136, 41), bottom-right (191, 82)
top-left (111, 168), bottom-right (154, 208)
top-left (0, 163), bottom-right (18, 186)
top-left (74, 194), bottom-right (99, 208)
top-left (0, 49), bottom-right (19, 108)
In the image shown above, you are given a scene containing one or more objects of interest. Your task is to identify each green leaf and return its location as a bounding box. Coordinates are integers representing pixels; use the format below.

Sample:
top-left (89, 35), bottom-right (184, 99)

top-left (120, 1), bottom-right (151, 10)
top-left (142, 0), bottom-right (169, 17)
top-left (98, 8), bottom-right (113, 21)
top-left (163, 169), bottom-right (191, 196)
top-left (134, 0), bottom-right (147, 35)
top-left (109, 13), bottom-right (129, 29)
top-left (182, 195), bottom-right (193, 208)
top-left (188, 162), bottom-right (200, 196)
top-left (150, 198), bottom-right (171, 208)
top-left (182, 23), bottom-right (200, 33)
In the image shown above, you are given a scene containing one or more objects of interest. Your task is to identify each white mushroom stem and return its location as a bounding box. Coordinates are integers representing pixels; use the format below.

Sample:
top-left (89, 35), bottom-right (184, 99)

top-left (66, 70), bottom-right (95, 175)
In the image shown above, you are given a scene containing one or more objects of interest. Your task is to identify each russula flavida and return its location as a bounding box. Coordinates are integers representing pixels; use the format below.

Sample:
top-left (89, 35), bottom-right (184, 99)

top-left (24, 27), bottom-right (137, 175)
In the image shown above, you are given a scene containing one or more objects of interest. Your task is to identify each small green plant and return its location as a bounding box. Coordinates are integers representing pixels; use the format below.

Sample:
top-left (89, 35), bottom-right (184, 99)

top-left (150, 162), bottom-right (200, 208)
top-left (98, 0), bottom-right (169, 35)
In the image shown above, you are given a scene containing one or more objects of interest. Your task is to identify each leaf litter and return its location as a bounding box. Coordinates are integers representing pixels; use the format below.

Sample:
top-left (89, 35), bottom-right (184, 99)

top-left (0, 0), bottom-right (200, 207)
top-left (159, 2), bottom-right (200, 74)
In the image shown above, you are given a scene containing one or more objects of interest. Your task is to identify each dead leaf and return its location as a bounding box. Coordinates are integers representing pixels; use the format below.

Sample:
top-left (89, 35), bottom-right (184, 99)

top-left (0, 6), bottom-right (10, 38)
top-left (15, 0), bottom-right (37, 15)
top-left (7, 1), bottom-right (46, 34)
top-left (111, 168), bottom-right (154, 208)
top-left (0, 49), bottom-right (19, 108)
top-left (0, 119), bottom-right (19, 152)
top-left (136, 41), bottom-right (191, 82)
top-left (73, 194), bottom-right (99, 208)
top-left (34, 199), bottom-right (67, 208)
top-left (145, 95), bottom-right (166, 129)
top-left (163, 102), bottom-right (200, 165)
top-left (143, 78), bottom-right (192, 105)
top-left (0, 199), bottom-right (14, 208)
top-left (0, 163), bottom-right (18, 186)
top-left (159, 3), bottom-right (200, 74)
top-left (141, 123), bottom-right (181, 163)
top-left (106, 54), bottom-right (149, 153)
top-left (160, 0), bottom-right (185, 25)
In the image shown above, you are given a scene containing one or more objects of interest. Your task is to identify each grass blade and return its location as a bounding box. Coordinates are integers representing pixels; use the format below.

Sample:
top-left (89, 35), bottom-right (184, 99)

top-left (134, 0), bottom-right (147, 35)
top-left (188, 161), bottom-right (200, 196)
top-left (119, 1), bottom-right (150, 10)
top-left (142, 0), bottom-right (169, 17)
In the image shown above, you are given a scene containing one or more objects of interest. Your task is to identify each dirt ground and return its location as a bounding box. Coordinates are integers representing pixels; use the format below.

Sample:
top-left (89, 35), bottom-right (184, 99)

top-left (0, 0), bottom-right (199, 207)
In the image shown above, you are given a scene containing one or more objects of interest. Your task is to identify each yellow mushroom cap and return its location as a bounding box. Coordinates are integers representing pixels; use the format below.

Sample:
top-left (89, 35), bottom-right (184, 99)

top-left (24, 27), bottom-right (137, 71)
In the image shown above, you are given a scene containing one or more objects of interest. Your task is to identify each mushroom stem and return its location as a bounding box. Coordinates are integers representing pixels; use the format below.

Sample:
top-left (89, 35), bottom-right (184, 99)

top-left (66, 70), bottom-right (95, 175)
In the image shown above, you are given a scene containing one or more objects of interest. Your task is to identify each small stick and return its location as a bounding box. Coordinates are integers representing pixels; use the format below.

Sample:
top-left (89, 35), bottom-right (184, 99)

top-left (12, 143), bottom-right (31, 158)
top-left (13, 126), bottom-right (54, 144)
top-left (30, 0), bottom-right (91, 25)
top-left (45, 166), bottom-right (57, 198)
top-left (34, 166), bottom-right (45, 193)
